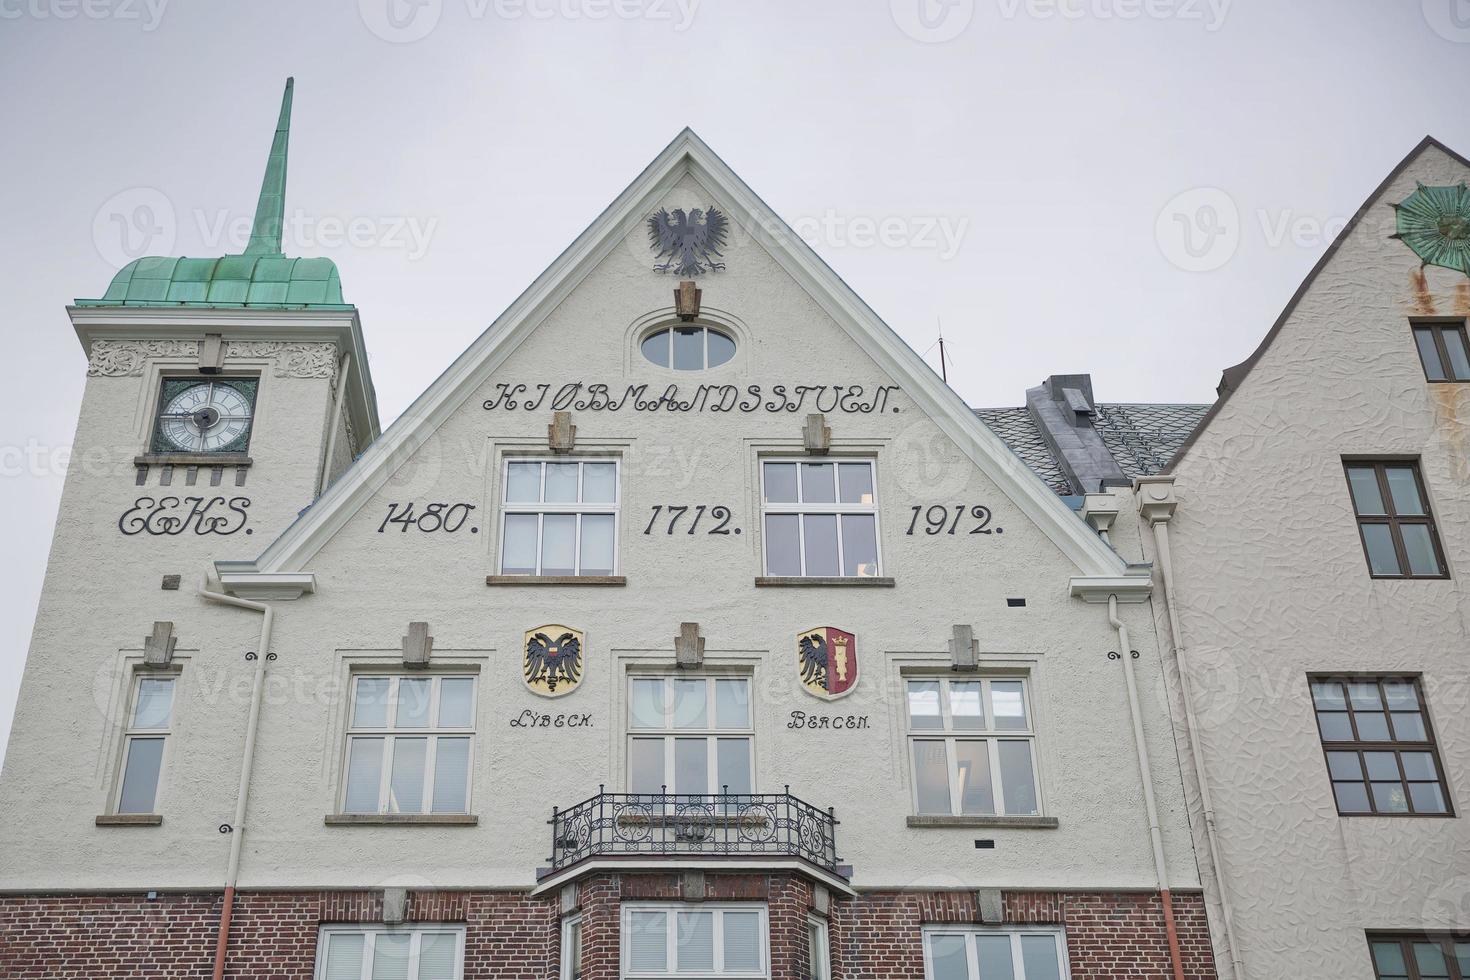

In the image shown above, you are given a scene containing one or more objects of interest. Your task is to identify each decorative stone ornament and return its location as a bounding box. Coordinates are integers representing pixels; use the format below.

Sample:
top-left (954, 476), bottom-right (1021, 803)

top-left (674, 280), bottom-right (702, 320)
top-left (548, 411), bottom-right (577, 454)
top-left (382, 887), bottom-right (408, 925)
top-left (199, 334), bottom-right (226, 373)
top-left (402, 622), bottom-right (433, 668)
top-left (1391, 181), bottom-right (1470, 276)
top-left (802, 414), bottom-right (831, 454)
top-left (950, 624), bottom-right (978, 671)
top-left (523, 625), bottom-right (585, 697)
top-left (143, 622), bottom-right (177, 668)
top-left (675, 622), bottom-right (704, 668)
top-left (797, 627), bottom-right (858, 700)
top-left (647, 206), bottom-right (729, 276)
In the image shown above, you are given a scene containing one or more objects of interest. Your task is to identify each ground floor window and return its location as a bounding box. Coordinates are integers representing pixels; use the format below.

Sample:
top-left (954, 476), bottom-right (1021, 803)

top-left (316, 925), bottom-right (464, 980)
top-left (1369, 934), bottom-right (1470, 980)
top-left (562, 914), bottom-right (583, 980)
top-left (807, 917), bottom-right (830, 980)
top-left (622, 904), bottom-right (767, 978)
top-left (924, 927), bottom-right (1067, 980)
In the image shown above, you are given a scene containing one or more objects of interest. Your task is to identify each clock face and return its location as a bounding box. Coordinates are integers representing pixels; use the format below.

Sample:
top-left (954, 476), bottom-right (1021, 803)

top-left (156, 380), bottom-right (255, 453)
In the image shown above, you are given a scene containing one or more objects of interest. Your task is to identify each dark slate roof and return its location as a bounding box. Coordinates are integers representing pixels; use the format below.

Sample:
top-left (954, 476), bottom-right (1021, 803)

top-left (973, 408), bottom-right (1072, 494)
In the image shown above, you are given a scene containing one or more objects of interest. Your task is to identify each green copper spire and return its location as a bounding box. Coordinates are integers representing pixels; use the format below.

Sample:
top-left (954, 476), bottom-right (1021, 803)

top-left (243, 77), bottom-right (294, 256)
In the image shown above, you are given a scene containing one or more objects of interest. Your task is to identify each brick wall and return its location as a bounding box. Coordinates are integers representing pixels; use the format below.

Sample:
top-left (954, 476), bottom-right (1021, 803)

top-left (0, 881), bottom-right (1214, 979)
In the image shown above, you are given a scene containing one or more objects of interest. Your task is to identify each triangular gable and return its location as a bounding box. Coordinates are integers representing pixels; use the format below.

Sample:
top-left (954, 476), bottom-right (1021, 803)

top-left (218, 129), bottom-right (1135, 590)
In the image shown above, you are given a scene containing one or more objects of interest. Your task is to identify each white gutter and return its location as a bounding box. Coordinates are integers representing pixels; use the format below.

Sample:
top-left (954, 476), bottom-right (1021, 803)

top-left (318, 351), bottom-right (352, 497)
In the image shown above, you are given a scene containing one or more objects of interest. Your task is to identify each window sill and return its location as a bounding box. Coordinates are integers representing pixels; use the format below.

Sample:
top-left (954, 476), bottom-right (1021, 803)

top-left (485, 575), bottom-right (626, 586)
top-left (906, 815), bottom-right (1058, 830)
top-left (134, 452), bottom-right (253, 467)
top-left (96, 813), bottom-right (163, 827)
top-left (755, 576), bottom-right (895, 587)
top-left (324, 813), bottom-right (479, 826)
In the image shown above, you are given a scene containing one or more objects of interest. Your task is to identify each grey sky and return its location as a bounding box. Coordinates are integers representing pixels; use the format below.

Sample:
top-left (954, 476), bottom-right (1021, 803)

top-left (1, 0), bottom-right (1468, 763)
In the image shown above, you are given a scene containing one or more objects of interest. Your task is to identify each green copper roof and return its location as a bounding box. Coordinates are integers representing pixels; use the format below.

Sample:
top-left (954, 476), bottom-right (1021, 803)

top-left (76, 78), bottom-right (352, 310)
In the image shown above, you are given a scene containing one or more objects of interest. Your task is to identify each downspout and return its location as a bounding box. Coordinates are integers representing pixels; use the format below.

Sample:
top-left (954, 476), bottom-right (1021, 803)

top-left (198, 586), bottom-right (274, 980)
top-left (1147, 514), bottom-right (1246, 979)
top-left (1107, 595), bottom-right (1186, 980)
top-left (318, 351), bottom-right (352, 496)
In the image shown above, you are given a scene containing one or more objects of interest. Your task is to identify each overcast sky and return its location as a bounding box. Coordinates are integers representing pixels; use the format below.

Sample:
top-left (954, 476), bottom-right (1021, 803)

top-left (1, 0), bottom-right (1468, 763)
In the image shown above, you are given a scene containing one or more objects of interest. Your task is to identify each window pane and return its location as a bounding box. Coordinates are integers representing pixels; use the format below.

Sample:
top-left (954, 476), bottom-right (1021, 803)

top-left (991, 681), bottom-right (1028, 731)
top-left (371, 933), bottom-right (410, 980)
top-left (837, 463), bottom-right (874, 504)
top-left (1363, 752), bottom-right (1399, 780)
top-left (344, 737), bottom-right (384, 813)
top-left (673, 327), bottom-right (704, 370)
top-left (628, 911), bottom-right (667, 972)
top-left (1413, 942), bottom-right (1450, 978)
top-left (353, 677), bottom-right (391, 728)
top-left (431, 738), bottom-right (470, 813)
top-left (841, 514), bottom-right (879, 577)
top-left (582, 462), bottom-right (617, 503)
top-left (1347, 467), bottom-right (1386, 515)
top-left (976, 935), bottom-right (1015, 979)
top-left (1410, 782), bottom-right (1448, 814)
top-left (541, 514), bottom-right (576, 576)
top-left (913, 740), bottom-right (951, 814)
top-left (1361, 524), bottom-right (1401, 576)
top-left (764, 514), bottom-right (801, 575)
top-left (389, 738), bottom-right (427, 813)
top-left (763, 463), bottom-right (798, 503)
top-left (631, 679), bottom-right (665, 730)
top-left (1356, 712), bottom-right (1391, 741)
top-left (998, 740), bottom-right (1039, 815)
top-left (579, 514), bottom-right (616, 576)
top-left (1415, 327), bottom-right (1447, 380)
top-left (629, 738), bottom-right (664, 794)
top-left (1392, 712), bottom-right (1427, 740)
top-left (1316, 711), bottom-right (1353, 740)
top-left (132, 678), bottom-right (175, 729)
top-left (672, 678), bottom-right (708, 729)
top-left (807, 922), bottom-right (828, 980)
top-left (675, 738), bottom-right (708, 794)
top-left (722, 911), bottom-right (762, 972)
top-left (1372, 940), bottom-right (1407, 978)
top-left (1347, 681), bottom-right (1379, 709)
top-left (324, 933), bottom-right (366, 980)
top-left (707, 330), bottom-right (736, 367)
top-left (1310, 681), bottom-right (1346, 709)
top-left (506, 461), bottom-right (541, 502)
top-left (1400, 524), bottom-right (1441, 576)
top-left (1382, 680), bottom-right (1419, 709)
top-left (642, 329), bottom-right (670, 367)
top-left (908, 682), bottom-right (943, 730)
top-left (954, 740), bottom-right (995, 815)
top-left (542, 462), bottom-right (578, 503)
top-left (801, 463), bottom-right (836, 503)
top-left (802, 515), bottom-right (840, 577)
top-left (501, 514), bottom-right (539, 574)
top-left (1333, 782), bottom-right (1370, 813)
top-left (1326, 752), bottom-right (1363, 780)
top-left (715, 679), bottom-right (749, 729)
top-left (117, 737), bottom-right (165, 813)
top-left (1371, 782), bottom-right (1409, 813)
top-left (438, 678), bottom-right (474, 728)
top-left (928, 935), bottom-right (969, 980)
top-left (396, 678), bottom-right (432, 728)
top-left (1385, 467), bottom-right (1426, 516)
top-left (949, 683), bottom-right (984, 730)
top-left (418, 933), bottom-right (457, 980)
top-left (1400, 751), bottom-right (1437, 780)
top-left (717, 738), bottom-right (752, 795)
top-left (1020, 935), bottom-right (1062, 980)
top-left (676, 911), bottom-right (714, 971)
top-left (1444, 328), bottom-right (1470, 379)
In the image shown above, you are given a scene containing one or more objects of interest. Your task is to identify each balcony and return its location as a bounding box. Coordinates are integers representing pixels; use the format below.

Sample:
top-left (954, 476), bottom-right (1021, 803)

top-left (546, 788), bottom-right (841, 877)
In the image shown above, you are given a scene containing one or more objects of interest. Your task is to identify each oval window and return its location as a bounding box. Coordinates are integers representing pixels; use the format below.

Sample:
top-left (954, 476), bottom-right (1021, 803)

top-left (641, 326), bottom-right (736, 370)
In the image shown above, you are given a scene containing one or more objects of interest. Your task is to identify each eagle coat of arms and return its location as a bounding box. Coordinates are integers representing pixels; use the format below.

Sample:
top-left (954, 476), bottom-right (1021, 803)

top-left (523, 625), bottom-right (585, 697)
top-left (797, 627), bottom-right (858, 700)
top-left (647, 206), bottom-right (729, 276)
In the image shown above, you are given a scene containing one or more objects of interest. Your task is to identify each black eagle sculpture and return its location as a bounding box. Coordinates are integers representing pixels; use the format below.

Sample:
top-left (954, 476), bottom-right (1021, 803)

top-left (525, 631), bottom-right (582, 693)
top-left (647, 206), bottom-right (729, 276)
top-left (798, 632), bottom-right (829, 691)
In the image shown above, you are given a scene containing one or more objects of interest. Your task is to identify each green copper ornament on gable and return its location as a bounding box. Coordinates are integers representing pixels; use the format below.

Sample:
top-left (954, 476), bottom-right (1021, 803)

top-left (1390, 181), bottom-right (1470, 277)
top-left (76, 78), bottom-right (350, 310)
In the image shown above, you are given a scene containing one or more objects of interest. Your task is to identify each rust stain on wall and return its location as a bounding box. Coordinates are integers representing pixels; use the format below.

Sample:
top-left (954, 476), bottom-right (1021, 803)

top-left (1410, 269), bottom-right (1438, 315)
top-left (1454, 281), bottom-right (1470, 316)
top-left (1431, 382), bottom-right (1470, 480)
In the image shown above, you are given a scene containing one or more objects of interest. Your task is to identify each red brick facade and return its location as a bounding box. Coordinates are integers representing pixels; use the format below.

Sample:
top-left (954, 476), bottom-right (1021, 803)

top-left (0, 876), bottom-right (1215, 979)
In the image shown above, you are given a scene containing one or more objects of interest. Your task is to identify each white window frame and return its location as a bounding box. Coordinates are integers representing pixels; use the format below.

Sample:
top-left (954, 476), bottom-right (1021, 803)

top-left (627, 675), bottom-right (755, 796)
top-left (114, 671), bottom-right (178, 815)
top-left (922, 926), bottom-right (1070, 980)
top-left (561, 913), bottom-right (583, 980)
top-left (339, 673), bottom-right (478, 815)
top-left (314, 924), bottom-right (467, 980)
top-left (906, 676), bottom-right (1043, 817)
top-left (759, 458), bottom-right (881, 577)
top-left (807, 917), bottom-right (830, 980)
top-left (621, 903), bottom-right (769, 979)
top-left (499, 457), bottom-right (621, 576)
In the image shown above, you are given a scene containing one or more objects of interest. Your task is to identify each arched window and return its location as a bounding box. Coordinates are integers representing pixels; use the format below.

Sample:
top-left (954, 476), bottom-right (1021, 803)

top-left (641, 326), bottom-right (736, 370)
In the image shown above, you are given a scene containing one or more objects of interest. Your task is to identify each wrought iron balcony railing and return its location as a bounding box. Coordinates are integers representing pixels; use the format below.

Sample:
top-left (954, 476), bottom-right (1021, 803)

top-left (547, 787), bottom-right (840, 875)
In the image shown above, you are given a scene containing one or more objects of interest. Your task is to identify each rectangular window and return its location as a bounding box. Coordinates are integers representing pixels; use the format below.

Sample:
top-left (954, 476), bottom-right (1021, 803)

top-left (807, 919), bottom-right (830, 980)
top-left (1412, 322), bottom-right (1470, 382)
top-left (622, 904), bottom-right (768, 979)
top-left (760, 459), bottom-right (880, 578)
top-left (1311, 676), bottom-right (1452, 816)
top-left (906, 678), bottom-right (1040, 817)
top-left (315, 925), bottom-right (465, 980)
top-left (924, 928), bottom-right (1069, 980)
top-left (341, 675), bottom-right (476, 815)
top-left (1344, 461), bottom-right (1447, 578)
top-left (501, 458), bottom-right (620, 576)
top-left (1368, 933), bottom-right (1470, 979)
top-left (628, 676), bottom-right (753, 795)
top-left (562, 915), bottom-right (583, 980)
top-left (116, 674), bottom-right (176, 814)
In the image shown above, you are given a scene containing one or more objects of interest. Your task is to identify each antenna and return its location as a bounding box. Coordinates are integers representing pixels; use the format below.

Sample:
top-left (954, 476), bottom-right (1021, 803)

top-left (937, 318), bottom-right (948, 385)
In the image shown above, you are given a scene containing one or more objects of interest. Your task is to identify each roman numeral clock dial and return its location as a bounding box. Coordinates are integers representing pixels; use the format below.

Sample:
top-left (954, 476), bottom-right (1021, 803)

top-left (155, 380), bottom-right (255, 453)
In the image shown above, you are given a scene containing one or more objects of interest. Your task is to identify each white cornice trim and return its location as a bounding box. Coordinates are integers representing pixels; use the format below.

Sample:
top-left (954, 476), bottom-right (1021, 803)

top-left (1068, 575), bottom-right (1154, 603)
top-left (215, 571), bottom-right (317, 601)
top-left (528, 857), bottom-right (857, 897)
